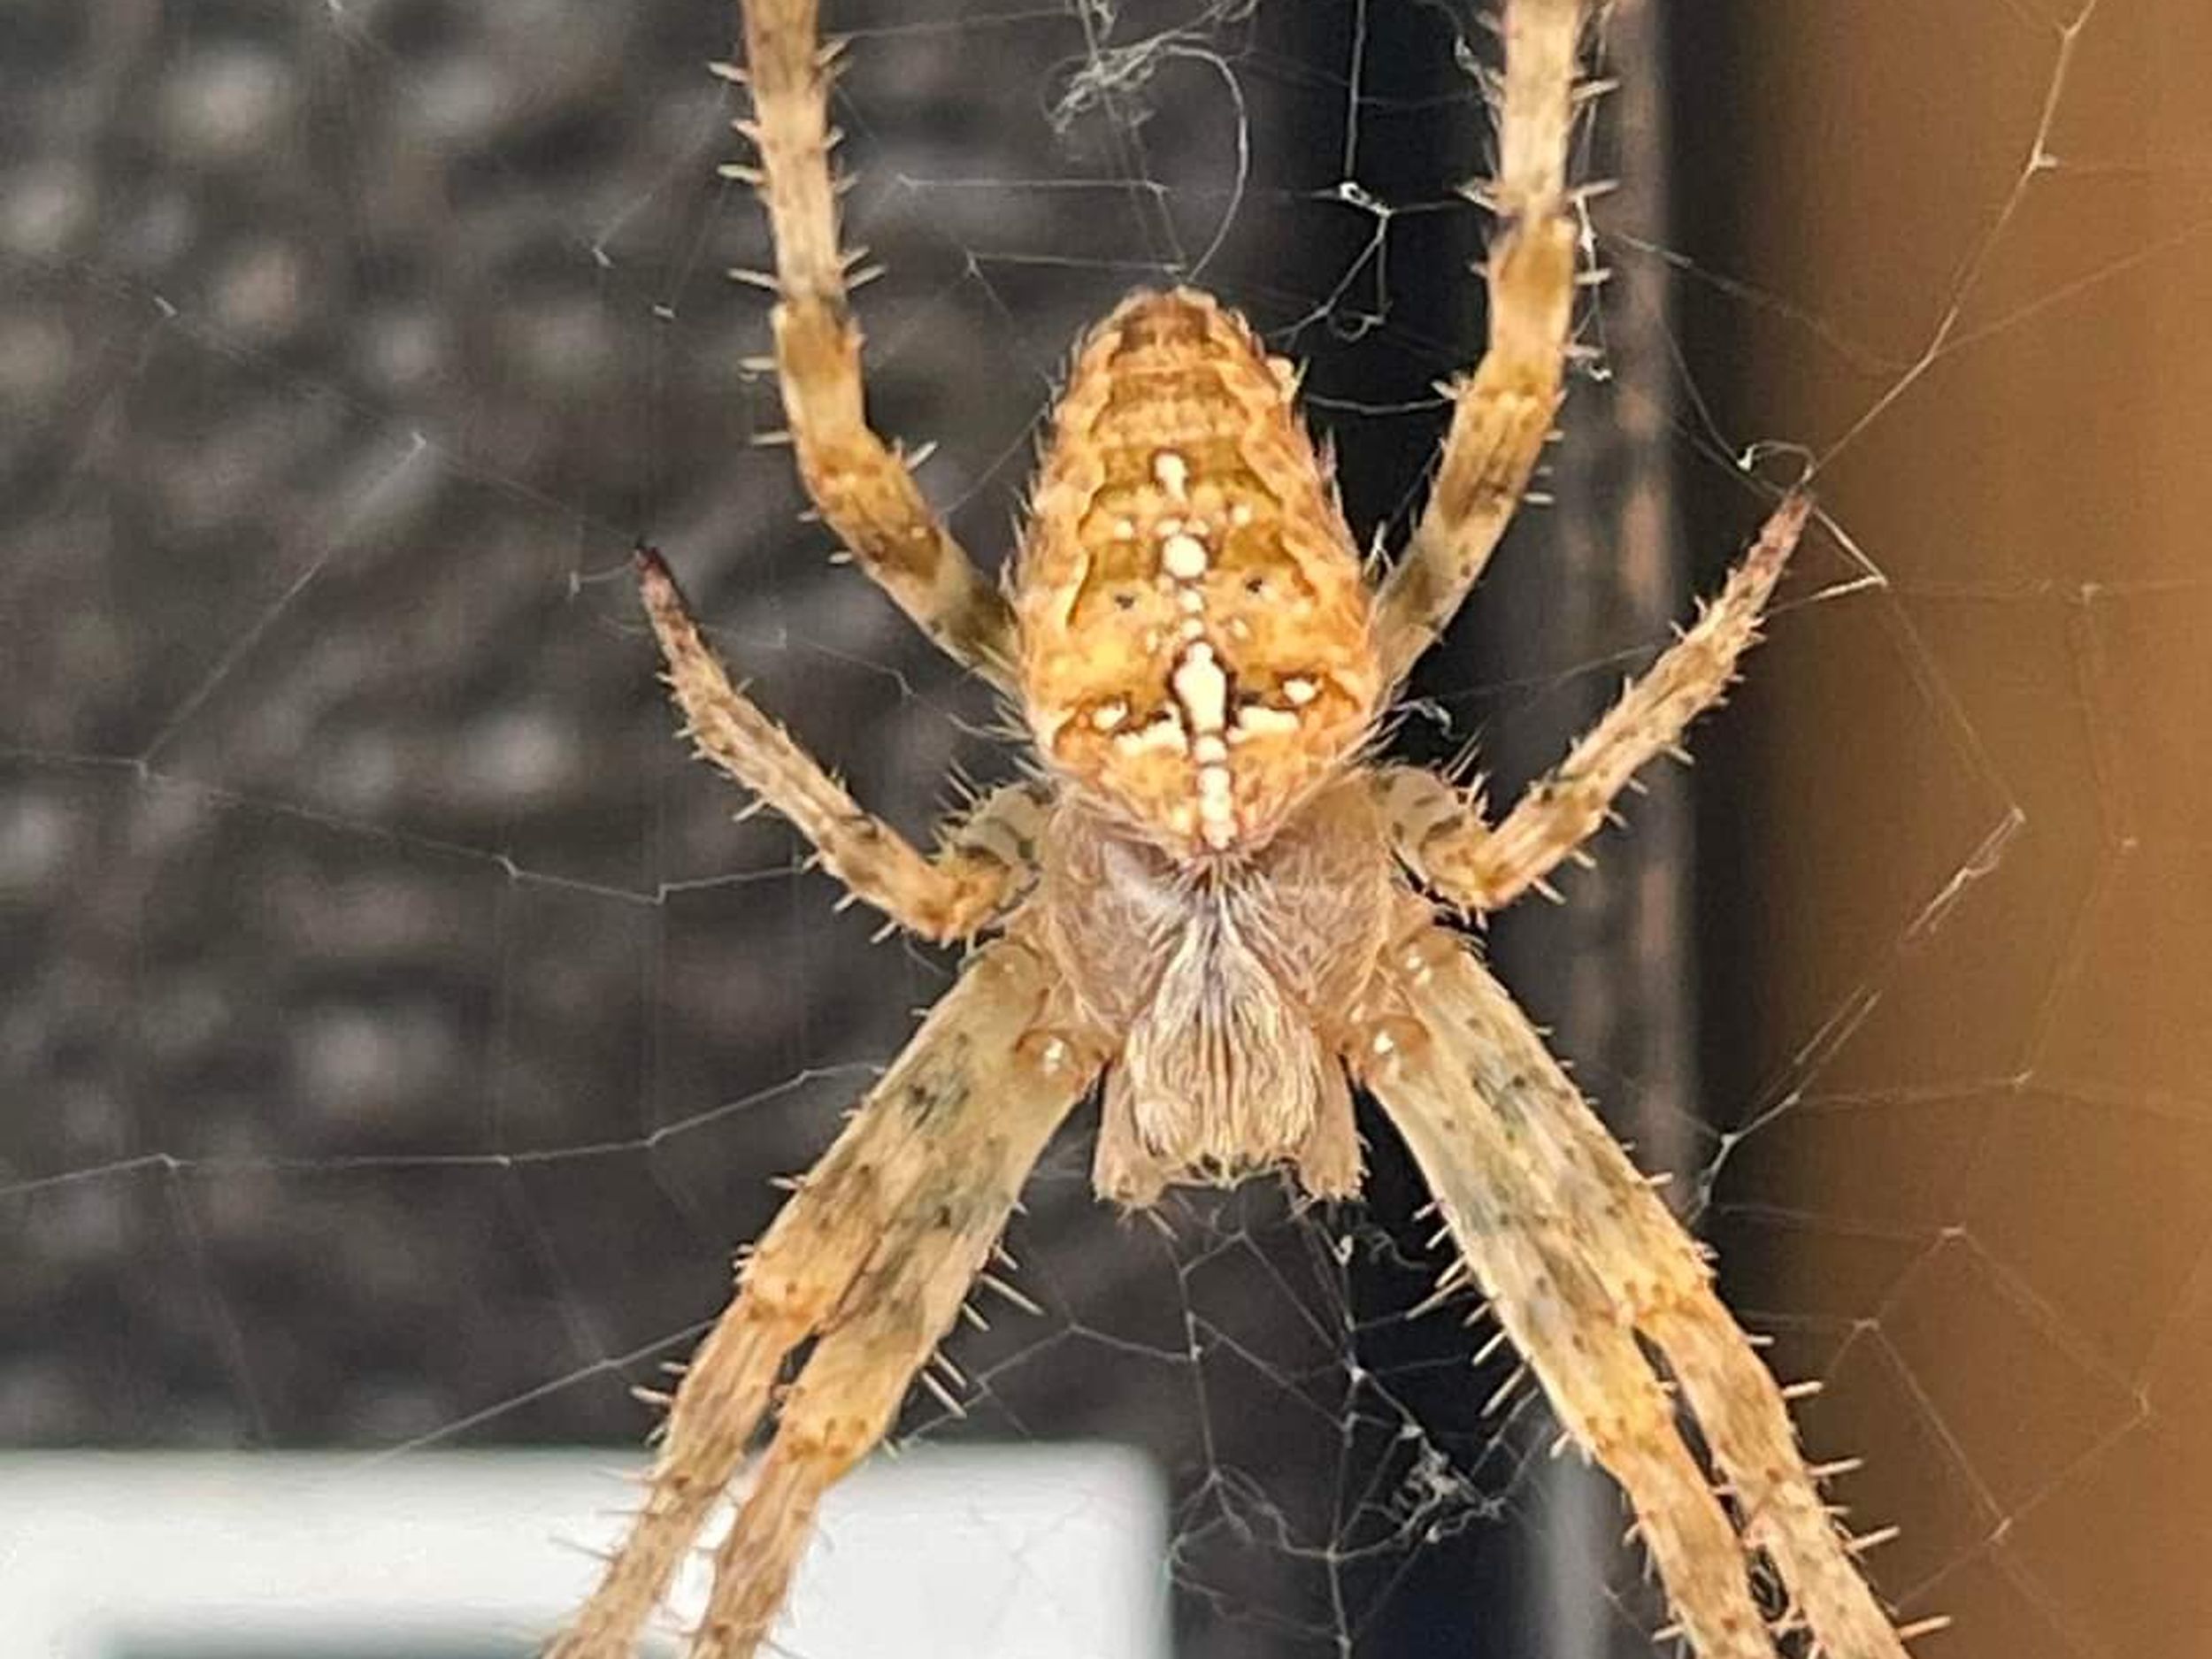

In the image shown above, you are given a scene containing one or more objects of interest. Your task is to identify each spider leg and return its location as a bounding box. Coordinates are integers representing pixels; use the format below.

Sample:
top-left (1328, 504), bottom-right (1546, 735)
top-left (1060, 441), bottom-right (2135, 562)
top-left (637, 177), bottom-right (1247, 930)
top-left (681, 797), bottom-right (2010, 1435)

top-left (547, 937), bottom-right (1099, 1659)
top-left (1355, 952), bottom-right (1773, 1658)
top-left (639, 548), bottom-right (1041, 942)
top-left (1381, 494), bottom-right (1809, 912)
top-left (692, 1087), bottom-right (1079, 1657)
top-left (1371, 0), bottom-right (1584, 686)
top-left (1360, 925), bottom-right (1914, 1659)
top-left (724, 0), bottom-right (1017, 683)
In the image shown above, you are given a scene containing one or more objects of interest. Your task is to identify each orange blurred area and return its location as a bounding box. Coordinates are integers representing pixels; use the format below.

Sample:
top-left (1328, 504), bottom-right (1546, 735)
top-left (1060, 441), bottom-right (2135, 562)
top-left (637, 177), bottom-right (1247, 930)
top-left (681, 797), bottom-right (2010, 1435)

top-left (1721, 4), bottom-right (2212, 1652)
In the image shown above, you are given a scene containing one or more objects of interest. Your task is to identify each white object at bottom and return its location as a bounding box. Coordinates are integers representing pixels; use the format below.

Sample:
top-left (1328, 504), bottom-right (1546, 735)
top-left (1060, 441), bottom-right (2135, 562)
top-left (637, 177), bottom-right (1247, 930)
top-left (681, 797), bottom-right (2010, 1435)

top-left (0, 1446), bottom-right (1169, 1659)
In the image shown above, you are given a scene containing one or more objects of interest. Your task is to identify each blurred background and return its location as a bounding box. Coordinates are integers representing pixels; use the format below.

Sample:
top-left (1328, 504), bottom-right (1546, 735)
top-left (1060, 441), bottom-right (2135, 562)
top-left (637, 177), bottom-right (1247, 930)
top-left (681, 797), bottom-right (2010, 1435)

top-left (4, 0), bottom-right (2208, 1656)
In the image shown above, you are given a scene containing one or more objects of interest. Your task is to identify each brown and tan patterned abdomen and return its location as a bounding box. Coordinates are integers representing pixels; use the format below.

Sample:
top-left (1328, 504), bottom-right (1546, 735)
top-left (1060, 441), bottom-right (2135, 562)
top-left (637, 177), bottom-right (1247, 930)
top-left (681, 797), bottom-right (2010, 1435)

top-left (1015, 289), bottom-right (1380, 854)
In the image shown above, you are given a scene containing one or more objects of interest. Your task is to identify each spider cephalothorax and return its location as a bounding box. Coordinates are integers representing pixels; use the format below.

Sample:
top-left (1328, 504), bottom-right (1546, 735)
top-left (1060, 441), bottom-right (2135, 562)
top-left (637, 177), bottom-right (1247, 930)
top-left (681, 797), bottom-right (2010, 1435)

top-left (549, 4), bottom-right (1927, 1659)
top-left (1034, 774), bottom-right (1394, 1206)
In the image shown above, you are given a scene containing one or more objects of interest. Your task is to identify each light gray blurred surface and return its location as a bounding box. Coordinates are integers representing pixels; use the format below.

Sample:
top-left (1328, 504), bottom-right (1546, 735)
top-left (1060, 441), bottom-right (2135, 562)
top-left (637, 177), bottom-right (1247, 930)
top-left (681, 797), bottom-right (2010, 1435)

top-left (0, 1446), bottom-right (1167, 1658)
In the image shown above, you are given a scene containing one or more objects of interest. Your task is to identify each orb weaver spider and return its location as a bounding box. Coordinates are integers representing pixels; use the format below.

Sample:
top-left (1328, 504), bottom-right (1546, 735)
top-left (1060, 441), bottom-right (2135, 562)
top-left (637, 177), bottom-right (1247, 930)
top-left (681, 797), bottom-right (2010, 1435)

top-left (550, 3), bottom-right (1930, 1655)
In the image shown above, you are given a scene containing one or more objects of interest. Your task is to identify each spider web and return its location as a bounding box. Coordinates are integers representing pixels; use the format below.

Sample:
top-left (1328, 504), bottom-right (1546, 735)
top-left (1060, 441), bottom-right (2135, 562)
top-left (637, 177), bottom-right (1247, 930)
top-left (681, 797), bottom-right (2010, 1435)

top-left (4, 1), bottom-right (2209, 1656)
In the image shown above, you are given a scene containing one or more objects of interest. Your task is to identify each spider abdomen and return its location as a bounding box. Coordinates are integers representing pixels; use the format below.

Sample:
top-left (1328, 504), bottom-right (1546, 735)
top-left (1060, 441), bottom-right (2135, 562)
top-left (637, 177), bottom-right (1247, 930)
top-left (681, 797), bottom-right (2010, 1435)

top-left (1015, 288), bottom-right (1382, 854)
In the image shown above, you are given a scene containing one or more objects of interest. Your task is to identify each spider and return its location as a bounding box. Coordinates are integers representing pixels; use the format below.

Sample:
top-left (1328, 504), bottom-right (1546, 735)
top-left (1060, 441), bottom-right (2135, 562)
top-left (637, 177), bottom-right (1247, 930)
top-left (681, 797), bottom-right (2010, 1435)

top-left (550, 2), bottom-right (1937, 1656)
